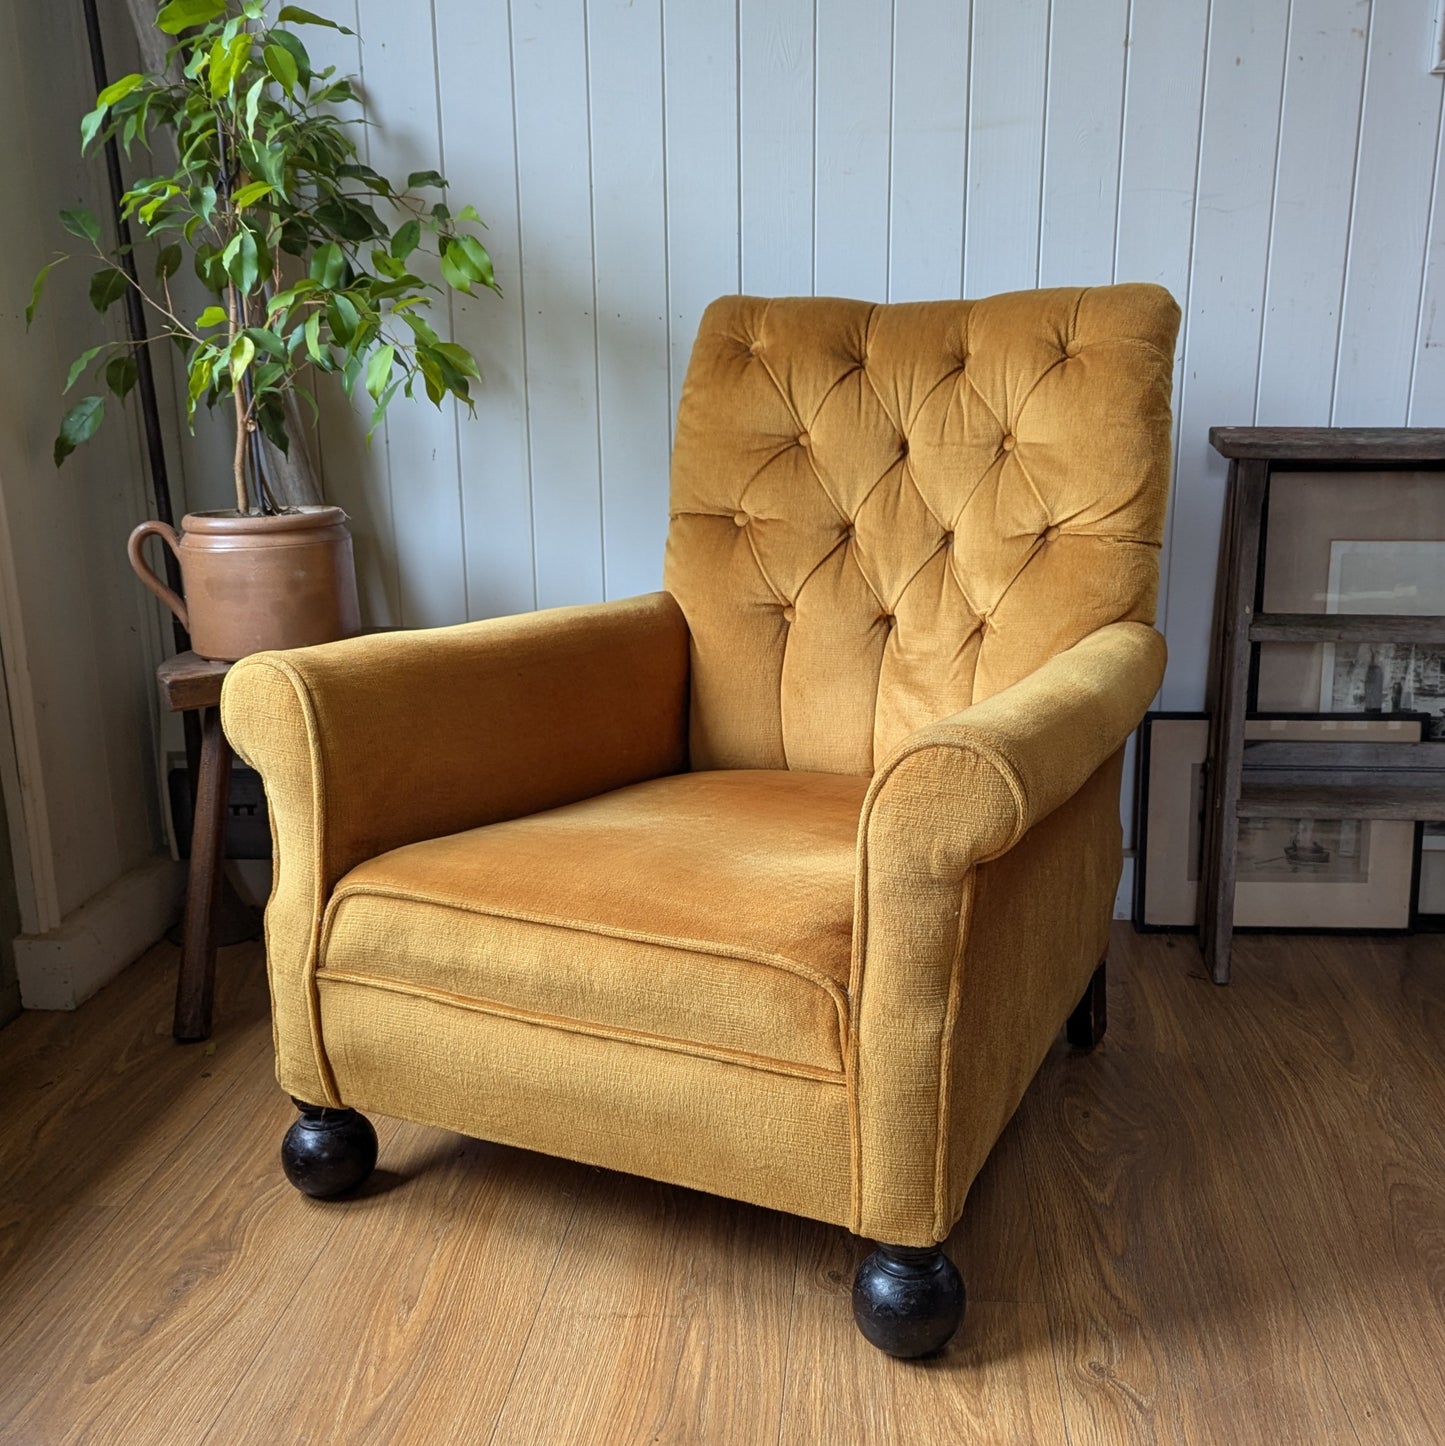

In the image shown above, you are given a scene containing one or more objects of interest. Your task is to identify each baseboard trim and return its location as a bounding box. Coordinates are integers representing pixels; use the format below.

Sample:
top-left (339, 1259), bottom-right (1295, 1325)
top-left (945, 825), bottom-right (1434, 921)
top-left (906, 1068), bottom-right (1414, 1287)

top-left (14, 856), bottom-right (184, 1011)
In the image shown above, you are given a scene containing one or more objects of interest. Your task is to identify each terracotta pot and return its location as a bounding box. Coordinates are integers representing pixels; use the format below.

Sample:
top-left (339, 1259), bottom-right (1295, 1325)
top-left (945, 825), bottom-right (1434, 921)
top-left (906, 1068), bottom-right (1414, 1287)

top-left (128, 506), bottom-right (362, 662)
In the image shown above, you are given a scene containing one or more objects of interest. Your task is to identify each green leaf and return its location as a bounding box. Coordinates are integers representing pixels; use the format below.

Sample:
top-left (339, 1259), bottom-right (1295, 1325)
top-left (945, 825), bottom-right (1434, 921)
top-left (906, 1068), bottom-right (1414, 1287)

top-left (229, 333), bottom-right (256, 382)
top-left (156, 0), bottom-right (227, 34)
top-left (97, 73), bottom-right (145, 108)
top-left (26, 259), bottom-right (61, 328)
top-left (156, 244), bottom-right (183, 279)
top-left (364, 343), bottom-right (394, 400)
top-left (276, 6), bottom-right (354, 34)
top-left (54, 395), bottom-right (104, 466)
top-left (325, 293), bottom-right (358, 345)
top-left (221, 229), bottom-right (260, 294)
top-left (104, 354), bottom-right (139, 400)
top-left (432, 341), bottom-right (481, 380)
top-left (243, 327), bottom-right (287, 358)
top-left (303, 312), bottom-right (324, 365)
top-left (187, 354), bottom-right (215, 412)
top-left (210, 33), bottom-right (252, 99)
top-left (196, 304), bottom-right (229, 328)
top-left (64, 345), bottom-right (106, 394)
top-left (60, 208), bottom-right (101, 244)
top-left (399, 311), bottom-right (439, 346)
top-left (231, 180), bottom-right (274, 209)
top-left (391, 220), bottom-right (421, 262)
top-left (80, 104), bottom-right (108, 153)
top-left (455, 203), bottom-right (484, 226)
top-left (267, 29), bottom-right (312, 86)
top-left (438, 247), bottom-right (472, 294)
top-left (243, 74), bottom-right (264, 135)
top-left (195, 184), bottom-right (218, 223)
top-left (263, 43), bottom-right (299, 94)
top-left (309, 241), bottom-right (345, 289)
top-left (89, 266), bottom-right (129, 313)
top-left (406, 170), bottom-right (447, 190)
top-left (454, 234), bottom-right (497, 291)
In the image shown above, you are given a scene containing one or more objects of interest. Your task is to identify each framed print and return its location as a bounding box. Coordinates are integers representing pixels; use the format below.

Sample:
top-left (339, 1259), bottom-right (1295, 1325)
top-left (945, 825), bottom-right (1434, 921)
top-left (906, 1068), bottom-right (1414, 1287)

top-left (1134, 712), bottom-right (1424, 931)
top-left (1257, 470), bottom-right (1445, 716)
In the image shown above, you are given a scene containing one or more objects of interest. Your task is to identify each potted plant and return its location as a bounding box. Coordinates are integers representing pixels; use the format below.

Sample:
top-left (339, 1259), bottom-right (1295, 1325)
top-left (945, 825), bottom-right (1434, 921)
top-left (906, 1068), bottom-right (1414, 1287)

top-left (30, 0), bottom-right (499, 661)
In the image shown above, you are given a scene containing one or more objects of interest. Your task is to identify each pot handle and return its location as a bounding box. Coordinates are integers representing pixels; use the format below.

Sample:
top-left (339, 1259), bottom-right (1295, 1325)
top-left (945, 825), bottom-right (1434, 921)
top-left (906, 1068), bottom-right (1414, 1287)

top-left (127, 520), bottom-right (189, 632)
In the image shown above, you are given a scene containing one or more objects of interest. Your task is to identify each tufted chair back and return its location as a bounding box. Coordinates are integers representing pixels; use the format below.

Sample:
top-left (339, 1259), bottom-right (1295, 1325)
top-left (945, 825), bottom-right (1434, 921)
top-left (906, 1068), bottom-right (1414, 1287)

top-left (664, 284), bottom-right (1179, 774)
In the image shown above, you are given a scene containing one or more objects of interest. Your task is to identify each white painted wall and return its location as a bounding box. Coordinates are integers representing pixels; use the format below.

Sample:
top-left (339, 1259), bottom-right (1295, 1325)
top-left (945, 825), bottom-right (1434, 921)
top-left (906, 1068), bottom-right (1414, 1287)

top-left (0, 0), bottom-right (182, 1002)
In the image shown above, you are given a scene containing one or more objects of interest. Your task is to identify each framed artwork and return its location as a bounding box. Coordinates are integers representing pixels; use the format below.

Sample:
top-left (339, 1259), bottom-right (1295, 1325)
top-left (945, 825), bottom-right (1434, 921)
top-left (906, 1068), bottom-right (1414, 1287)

top-left (1134, 712), bottom-right (1424, 931)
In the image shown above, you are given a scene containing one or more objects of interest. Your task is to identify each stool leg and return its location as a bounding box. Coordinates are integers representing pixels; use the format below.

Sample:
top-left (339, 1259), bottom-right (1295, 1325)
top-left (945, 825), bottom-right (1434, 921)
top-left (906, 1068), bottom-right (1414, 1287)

top-left (174, 705), bottom-right (231, 1042)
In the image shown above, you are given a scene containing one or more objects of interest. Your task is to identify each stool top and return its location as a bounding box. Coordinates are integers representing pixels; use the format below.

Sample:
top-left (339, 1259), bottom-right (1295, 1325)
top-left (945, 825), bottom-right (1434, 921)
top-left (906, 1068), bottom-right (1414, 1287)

top-left (156, 651), bottom-right (231, 712)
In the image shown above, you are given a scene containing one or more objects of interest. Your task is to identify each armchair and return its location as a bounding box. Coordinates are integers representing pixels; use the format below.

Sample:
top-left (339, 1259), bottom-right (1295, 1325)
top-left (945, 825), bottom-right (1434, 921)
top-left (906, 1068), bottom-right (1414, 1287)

top-left (222, 284), bottom-right (1178, 1356)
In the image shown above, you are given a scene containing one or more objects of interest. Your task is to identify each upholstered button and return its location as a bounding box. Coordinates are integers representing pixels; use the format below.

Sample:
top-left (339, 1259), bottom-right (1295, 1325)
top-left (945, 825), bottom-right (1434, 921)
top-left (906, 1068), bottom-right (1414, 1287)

top-left (880, 613), bottom-right (895, 630)
top-left (797, 432), bottom-right (811, 448)
top-left (1000, 434), bottom-right (1016, 452)
top-left (842, 524), bottom-right (855, 541)
top-left (733, 511), bottom-right (748, 527)
top-left (749, 339), bottom-right (763, 355)
top-left (898, 438), bottom-right (909, 456)
top-left (942, 531), bottom-right (954, 549)
top-left (1043, 524), bottom-right (1061, 542)
top-left (1064, 339), bottom-right (1080, 357)
top-left (782, 605), bottom-right (795, 622)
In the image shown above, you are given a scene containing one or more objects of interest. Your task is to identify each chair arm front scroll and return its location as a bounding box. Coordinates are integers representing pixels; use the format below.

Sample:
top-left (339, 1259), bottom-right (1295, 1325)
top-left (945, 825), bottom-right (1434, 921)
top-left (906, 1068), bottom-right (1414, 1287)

top-left (849, 621), bottom-right (1167, 1245)
top-left (220, 591), bottom-right (690, 1104)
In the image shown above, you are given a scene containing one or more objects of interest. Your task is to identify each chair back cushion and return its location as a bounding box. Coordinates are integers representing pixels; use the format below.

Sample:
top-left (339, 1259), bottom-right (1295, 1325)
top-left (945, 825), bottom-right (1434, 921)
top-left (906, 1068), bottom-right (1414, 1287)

top-left (664, 284), bottom-right (1180, 773)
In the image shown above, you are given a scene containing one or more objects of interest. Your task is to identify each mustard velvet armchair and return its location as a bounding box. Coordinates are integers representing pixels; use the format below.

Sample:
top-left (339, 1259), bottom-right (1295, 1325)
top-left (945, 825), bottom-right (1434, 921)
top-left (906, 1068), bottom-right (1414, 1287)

top-left (221, 283), bottom-right (1179, 1358)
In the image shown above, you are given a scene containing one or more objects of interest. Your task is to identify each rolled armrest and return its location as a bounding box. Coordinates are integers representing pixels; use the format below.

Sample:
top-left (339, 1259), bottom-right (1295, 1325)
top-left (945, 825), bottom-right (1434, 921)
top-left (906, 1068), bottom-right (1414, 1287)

top-left (220, 591), bottom-right (689, 1104)
top-left (860, 620), bottom-right (1167, 883)
top-left (849, 620), bottom-right (1165, 1244)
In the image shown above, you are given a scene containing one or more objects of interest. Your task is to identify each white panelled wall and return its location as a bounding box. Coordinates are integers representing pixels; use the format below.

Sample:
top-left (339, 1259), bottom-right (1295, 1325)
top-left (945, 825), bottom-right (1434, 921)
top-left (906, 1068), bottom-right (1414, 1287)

top-left (7, 0), bottom-right (1443, 1005)
top-left (165, 0), bottom-right (1445, 910)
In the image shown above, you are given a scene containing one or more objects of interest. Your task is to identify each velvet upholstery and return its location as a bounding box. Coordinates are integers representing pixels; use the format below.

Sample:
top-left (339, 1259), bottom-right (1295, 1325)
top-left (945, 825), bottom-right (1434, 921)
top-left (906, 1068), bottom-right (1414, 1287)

top-left (223, 283), bottom-right (1179, 1249)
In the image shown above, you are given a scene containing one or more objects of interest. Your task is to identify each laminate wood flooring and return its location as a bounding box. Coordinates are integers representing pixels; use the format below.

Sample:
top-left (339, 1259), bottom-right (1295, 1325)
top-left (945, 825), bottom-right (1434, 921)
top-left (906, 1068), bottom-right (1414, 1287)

top-left (2, 925), bottom-right (1443, 1444)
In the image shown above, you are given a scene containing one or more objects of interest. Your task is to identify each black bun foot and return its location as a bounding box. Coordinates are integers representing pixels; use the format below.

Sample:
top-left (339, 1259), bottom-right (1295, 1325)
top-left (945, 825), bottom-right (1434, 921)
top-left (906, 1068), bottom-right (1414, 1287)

top-left (851, 1243), bottom-right (966, 1358)
top-left (281, 1099), bottom-right (378, 1198)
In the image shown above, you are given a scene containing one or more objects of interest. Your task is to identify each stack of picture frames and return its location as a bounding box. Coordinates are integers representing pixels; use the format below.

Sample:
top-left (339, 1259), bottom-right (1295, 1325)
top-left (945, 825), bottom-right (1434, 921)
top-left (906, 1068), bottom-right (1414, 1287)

top-left (1136, 464), bottom-right (1445, 933)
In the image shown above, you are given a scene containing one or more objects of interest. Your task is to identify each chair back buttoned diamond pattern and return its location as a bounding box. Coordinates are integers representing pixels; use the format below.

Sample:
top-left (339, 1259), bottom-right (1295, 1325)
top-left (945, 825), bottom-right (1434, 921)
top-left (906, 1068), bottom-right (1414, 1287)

top-left (665, 285), bottom-right (1178, 774)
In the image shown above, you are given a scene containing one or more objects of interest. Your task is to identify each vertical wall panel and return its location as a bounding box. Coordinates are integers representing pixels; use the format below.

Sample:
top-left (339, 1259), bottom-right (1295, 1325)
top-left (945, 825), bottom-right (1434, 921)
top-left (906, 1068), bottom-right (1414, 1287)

top-left (435, 0), bottom-right (536, 619)
top-left (814, 0), bottom-right (892, 300)
top-left (740, 0), bottom-right (815, 295)
top-left (1163, 0), bottom-right (1290, 710)
top-left (1039, 0), bottom-right (1129, 288)
top-left (1334, 3), bottom-right (1444, 425)
top-left (1113, 1), bottom-right (1209, 647)
top-left (663, 5), bottom-right (741, 428)
top-left (307, 7), bottom-right (401, 627)
top-left (1410, 103), bottom-right (1445, 426)
top-left (511, 0), bottom-right (605, 608)
top-left (888, 0), bottom-right (969, 302)
top-left (1254, 0), bottom-right (1368, 423)
top-left (352, 0), bottom-right (467, 629)
top-left (962, 0), bottom-right (1049, 297)
top-left (589, 0), bottom-right (672, 598)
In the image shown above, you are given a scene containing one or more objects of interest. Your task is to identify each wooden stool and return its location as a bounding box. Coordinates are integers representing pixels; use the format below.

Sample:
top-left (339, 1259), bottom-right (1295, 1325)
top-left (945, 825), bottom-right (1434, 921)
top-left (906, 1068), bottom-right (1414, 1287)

top-left (157, 651), bottom-right (239, 1041)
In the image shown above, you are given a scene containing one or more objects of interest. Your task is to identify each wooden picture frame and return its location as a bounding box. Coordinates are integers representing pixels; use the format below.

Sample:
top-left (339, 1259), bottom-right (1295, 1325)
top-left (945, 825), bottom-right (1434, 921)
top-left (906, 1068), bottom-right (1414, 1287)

top-left (1134, 711), bottom-right (1425, 932)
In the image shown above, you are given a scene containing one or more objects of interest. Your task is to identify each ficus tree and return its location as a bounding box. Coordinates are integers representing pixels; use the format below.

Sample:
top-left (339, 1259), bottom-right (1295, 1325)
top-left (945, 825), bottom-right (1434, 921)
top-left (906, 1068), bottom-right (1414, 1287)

top-left (30, 0), bottom-right (499, 515)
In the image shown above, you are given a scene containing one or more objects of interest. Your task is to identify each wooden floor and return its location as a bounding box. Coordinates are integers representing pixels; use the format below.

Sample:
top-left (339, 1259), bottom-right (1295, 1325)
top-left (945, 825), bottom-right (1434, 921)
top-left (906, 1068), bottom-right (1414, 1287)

top-left (2, 925), bottom-right (1444, 1444)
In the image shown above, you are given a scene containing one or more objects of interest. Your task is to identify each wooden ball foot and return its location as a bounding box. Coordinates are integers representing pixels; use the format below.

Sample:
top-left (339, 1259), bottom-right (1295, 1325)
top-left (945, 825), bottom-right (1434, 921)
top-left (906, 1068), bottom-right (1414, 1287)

top-left (851, 1243), bottom-right (965, 1358)
top-left (281, 1100), bottom-right (377, 1198)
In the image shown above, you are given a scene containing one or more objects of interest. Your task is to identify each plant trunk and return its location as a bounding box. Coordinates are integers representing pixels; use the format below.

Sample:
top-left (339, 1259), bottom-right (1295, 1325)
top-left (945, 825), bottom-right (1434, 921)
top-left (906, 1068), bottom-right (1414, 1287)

top-left (228, 284), bottom-right (249, 514)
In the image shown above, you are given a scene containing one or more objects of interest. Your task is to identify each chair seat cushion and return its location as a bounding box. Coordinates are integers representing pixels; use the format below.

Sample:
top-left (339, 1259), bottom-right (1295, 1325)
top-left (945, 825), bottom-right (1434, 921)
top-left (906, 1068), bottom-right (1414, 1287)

top-left (318, 769), bottom-right (867, 1075)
